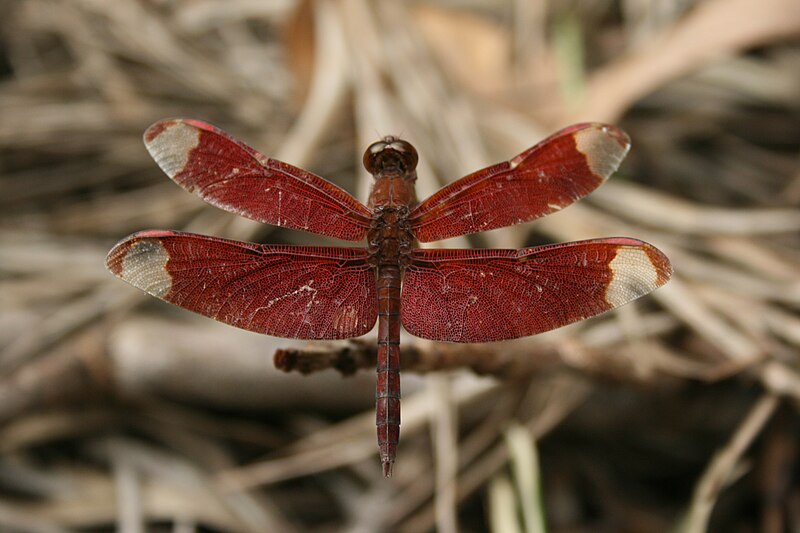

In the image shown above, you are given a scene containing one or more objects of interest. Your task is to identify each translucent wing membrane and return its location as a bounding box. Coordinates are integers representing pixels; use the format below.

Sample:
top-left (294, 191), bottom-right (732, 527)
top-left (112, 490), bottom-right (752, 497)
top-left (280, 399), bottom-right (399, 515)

top-left (402, 238), bottom-right (672, 342)
top-left (144, 119), bottom-right (372, 241)
top-left (409, 123), bottom-right (630, 242)
top-left (106, 230), bottom-right (377, 339)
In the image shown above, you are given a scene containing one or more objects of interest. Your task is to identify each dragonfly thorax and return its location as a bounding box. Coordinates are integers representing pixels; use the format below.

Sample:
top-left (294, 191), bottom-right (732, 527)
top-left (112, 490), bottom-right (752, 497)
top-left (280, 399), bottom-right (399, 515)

top-left (367, 206), bottom-right (414, 268)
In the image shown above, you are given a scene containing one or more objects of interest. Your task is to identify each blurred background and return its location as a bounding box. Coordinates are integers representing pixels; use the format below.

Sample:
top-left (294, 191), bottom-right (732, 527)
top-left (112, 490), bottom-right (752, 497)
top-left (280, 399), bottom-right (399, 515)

top-left (1, 0), bottom-right (800, 531)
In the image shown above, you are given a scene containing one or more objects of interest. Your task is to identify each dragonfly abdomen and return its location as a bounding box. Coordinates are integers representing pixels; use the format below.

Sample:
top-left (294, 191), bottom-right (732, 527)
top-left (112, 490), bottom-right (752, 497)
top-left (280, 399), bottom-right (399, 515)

top-left (376, 264), bottom-right (401, 477)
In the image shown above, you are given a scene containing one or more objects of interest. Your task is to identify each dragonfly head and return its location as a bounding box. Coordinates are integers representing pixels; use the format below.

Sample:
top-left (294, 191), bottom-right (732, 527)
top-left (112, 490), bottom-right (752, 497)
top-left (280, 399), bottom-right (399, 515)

top-left (363, 136), bottom-right (419, 177)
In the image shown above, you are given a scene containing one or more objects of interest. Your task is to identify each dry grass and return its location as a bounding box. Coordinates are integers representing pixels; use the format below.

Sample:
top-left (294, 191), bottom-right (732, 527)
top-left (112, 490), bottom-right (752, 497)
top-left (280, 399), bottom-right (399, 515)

top-left (1, 0), bottom-right (799, 531)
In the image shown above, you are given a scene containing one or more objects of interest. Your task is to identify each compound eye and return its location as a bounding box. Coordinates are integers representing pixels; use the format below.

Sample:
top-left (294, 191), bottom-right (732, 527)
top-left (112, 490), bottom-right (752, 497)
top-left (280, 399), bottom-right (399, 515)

top-left (388, 140), bottom-right (419, 170)
top-left (363, 141), bottom-right (388, 173)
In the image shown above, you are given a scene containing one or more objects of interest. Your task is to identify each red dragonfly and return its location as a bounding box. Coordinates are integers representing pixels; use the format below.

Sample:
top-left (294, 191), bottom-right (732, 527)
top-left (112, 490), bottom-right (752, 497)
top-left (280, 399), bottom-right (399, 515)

top-left (106, 119), bottom-right (671, 476)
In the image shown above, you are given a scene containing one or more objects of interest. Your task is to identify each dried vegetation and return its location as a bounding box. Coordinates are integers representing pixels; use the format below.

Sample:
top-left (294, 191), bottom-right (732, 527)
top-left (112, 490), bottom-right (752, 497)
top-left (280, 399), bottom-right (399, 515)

top-left (1, 0), bottom-right (799, 531)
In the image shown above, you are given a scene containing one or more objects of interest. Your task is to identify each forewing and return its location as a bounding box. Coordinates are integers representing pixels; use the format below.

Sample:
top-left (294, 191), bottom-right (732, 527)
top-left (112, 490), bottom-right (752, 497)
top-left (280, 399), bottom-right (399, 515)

top-left (144, 119), bottom-right (372, 241)
top-left (409, 123), bottom-right (630, 242)
top-left (106, 230), bottom-right (377, 339)
top-left (402, 238), bottom-right (671, 342)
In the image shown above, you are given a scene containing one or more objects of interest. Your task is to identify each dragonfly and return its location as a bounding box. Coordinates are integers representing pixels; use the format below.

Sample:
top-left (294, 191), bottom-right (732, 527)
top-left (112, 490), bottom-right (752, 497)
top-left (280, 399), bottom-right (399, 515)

top-left (106, 119), bottom-right (672, 477)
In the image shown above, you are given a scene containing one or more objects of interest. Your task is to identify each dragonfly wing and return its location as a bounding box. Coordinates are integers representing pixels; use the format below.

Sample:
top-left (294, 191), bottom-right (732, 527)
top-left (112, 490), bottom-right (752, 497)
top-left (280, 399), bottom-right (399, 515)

top-left (107, 230), bottom-right (377, 339)
top-left (402, 238), bottom-right (671, 342)
top-left (409, 123), bottom-right (630, 242)
top-left (144, 119), bottom-right (372, 241)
